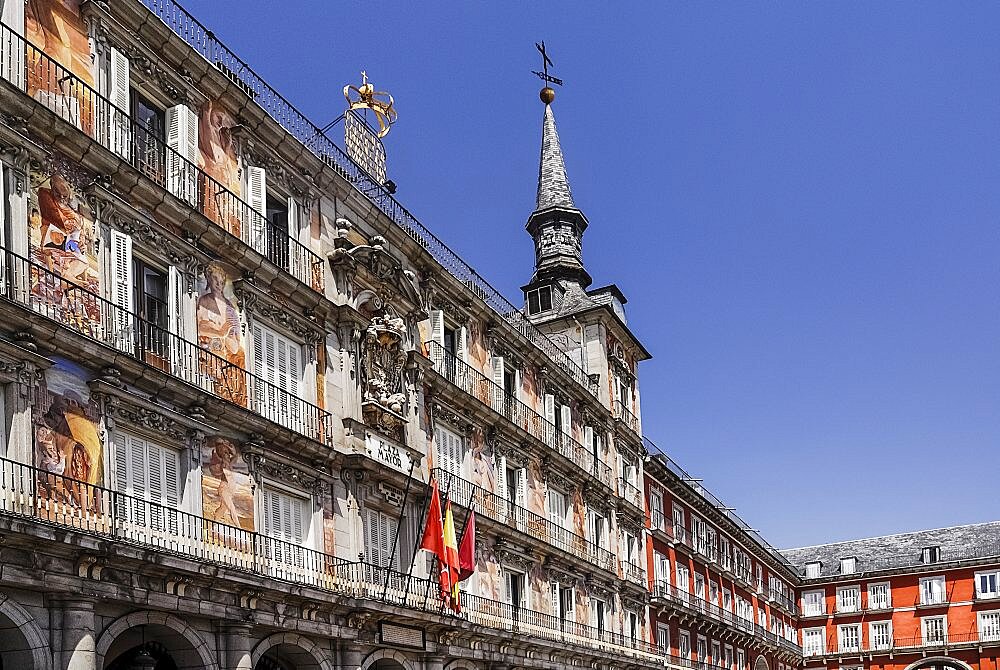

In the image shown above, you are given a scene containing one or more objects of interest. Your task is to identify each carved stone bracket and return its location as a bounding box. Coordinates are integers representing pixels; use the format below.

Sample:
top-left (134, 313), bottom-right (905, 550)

top-left (245, 451), bottom-right (331, 495)
top-left (432, 402), bottom-right (472, 436)
top-left (234, 279), bottom-right (325, 345)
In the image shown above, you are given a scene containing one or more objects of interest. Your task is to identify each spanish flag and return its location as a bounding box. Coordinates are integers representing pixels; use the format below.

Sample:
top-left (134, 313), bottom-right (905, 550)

top-left (442, 499), bottom-right (461, 612)
top-left (419, 479), bottom-right (451, 601)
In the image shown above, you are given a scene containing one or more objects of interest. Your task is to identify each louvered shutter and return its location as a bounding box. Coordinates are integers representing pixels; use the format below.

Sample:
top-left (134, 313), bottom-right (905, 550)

top-left (110, 230), bottom-right (134, 353)
top-left (252, 323), bottom-right (303, 429)
top-left (550, 581), bottom-right (560, 617)
top-left (495, 454), bottom-right (508, 503)
top-left (286, 196), bottom-right (301, 278)
top-left (456, 325), bottom-right (468, 365)
top-left (165, 104), bottom-right (198, 205)
top-left (429, 310), bottom-right (445, 350)
top-left (108, 47), bottom-right (131, 160)
top-left (560, 405), bottom-right (571, 436)
top-left (246, 166), bottom-right (267, 252)
top-left (0, 1), bottom-right (24, 90)
top-left (491, 356), bottom-right (505, 410)
top-left (515, 467), bottom-right (526, 507)
top-left (565, 587), bottom-right (575, 620)
top-left (166, 265), bottom-right (182, 375)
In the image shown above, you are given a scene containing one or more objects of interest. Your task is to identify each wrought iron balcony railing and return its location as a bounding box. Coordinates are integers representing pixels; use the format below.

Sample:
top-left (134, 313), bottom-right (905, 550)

top-left (613, 401), bottom-right (641, 436)
top-left (0, 455), bottom-right (658, 662)
top-left (0, 22), bottom-right (324, 291)
top-left (808, 631), bottom-right (986, 657)
top-left (426, 342), bottom-right (614, 489)
top-left (133, 0), bottom-right (599, 399)
top-left (0, 245), bottom-right (331, 444)
top-left (649, 509), bottom-right (666, 533)
top-left (768, 589), bottom-right (799, 616)
top-left (619, 477), bottom-right (643, 511)
top-left (622, 560), bottom-right (646, 587)
top-left (432, 468), bottom-right (616, 575)
top-left (650, 581), bottom-right (759, 638)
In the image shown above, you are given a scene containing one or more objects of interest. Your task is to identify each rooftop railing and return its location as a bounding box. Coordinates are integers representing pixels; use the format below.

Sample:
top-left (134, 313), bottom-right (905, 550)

top-left (133, 0), bottom-right (599, 399)
top-left (426, 341), bottom-right (614, 489)
top-left (0, 454), bottom-right (658, 662)
top-left (0, 22), bottom-right (324, 291)
top-left (432, 468), bottom-right (616, 575)
top-left (0, 245), bottom-right (331, 445)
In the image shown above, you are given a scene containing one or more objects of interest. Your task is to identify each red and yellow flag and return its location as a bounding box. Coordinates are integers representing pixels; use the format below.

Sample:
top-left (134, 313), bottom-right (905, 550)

top-left (442, 499), bottom-right (461, 612)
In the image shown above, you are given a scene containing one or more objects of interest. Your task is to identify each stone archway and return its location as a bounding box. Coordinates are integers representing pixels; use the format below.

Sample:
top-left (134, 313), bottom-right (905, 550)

top-left (0, 594), bottom-right (50, 670)
top-left (904, 657), bottom-right (975, 670)
top-left (251, 633), bottom-right (335, 670)
top-left (360, 648), bottom-right (414, 670)
top-left (96, 611), bottom-right (218, 670)
top-left (753, 655), bottom-right (769, 670)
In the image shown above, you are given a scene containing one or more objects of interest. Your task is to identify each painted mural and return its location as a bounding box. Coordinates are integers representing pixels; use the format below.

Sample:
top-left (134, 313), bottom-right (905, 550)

top-left (521, 363), bottom-right (540, 411)
top-left (29, 164), bottom-right (101, 332)
top-left (475, 544), bottom-right (501, 600)
top-left (198, 100), bottom-right (242, 235)
top-left (34, 358), bottom-right (103, 509)
top-left (526, 456), bottom-right (546, 517)
top-left (469, 428), bottom-right (496, 493)
top-left (466, 317), bottom-right (488, 374)
top-left (196, 262), bottom-right (246, 406)
top-left (201, 436), bottom-right (254, 531)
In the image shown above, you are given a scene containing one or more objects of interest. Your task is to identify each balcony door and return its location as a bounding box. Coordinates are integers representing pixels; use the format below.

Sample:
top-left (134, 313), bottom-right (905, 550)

top-left (113, 431), bottom-right (181, 535)
top-left (251, 322), bottom-right (304, 430)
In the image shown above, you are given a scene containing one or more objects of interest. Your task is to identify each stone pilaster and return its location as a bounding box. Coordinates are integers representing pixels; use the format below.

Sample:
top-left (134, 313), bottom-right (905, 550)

top-left (51, 596), bottom-right (97, 670)
top-left (220, 623), bottom-right (253, 670)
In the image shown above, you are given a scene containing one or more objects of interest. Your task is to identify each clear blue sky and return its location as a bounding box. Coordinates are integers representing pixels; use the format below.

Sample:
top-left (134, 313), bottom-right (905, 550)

top-left (185, 1), bottom-right (1000, 548)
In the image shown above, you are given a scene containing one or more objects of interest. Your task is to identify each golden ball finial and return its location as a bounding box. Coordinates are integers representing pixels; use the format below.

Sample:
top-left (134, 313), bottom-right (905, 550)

top-left (539, 86), bottom-right (556, 104)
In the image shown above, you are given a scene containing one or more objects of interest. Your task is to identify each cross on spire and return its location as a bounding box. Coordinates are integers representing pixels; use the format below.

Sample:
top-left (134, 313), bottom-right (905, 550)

top-left (532, 41), bottom-right (564, 87)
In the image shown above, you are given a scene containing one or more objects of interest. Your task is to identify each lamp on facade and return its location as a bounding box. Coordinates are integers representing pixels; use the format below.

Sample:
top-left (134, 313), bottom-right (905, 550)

top-left (130, 626), bottom-right (157, 670)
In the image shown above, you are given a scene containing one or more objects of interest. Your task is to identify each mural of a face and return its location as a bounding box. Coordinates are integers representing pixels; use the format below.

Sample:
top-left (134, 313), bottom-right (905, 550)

top-left (196, 262), bottom-right (246, 406)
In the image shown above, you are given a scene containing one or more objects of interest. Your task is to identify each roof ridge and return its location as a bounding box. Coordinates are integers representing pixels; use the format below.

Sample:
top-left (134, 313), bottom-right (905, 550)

top-left (780, 520), bottom-right (1000, 554)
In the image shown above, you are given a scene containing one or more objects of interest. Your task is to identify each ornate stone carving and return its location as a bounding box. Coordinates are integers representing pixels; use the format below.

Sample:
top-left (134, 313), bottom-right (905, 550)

top-left (359, 311), bottom-right (408, 441)
top-left (432, 402), bottom-right (472, 435)
top-left (328, 220), bottom-right (423, 311)
top-left (542, 458), bottom-right (575, 493)
top-left (100, 392), bottom-right (190, 443)
top-left (245, 452), bottom-right (331, 494)
top-left (377, 481), bottom-right (404, 506)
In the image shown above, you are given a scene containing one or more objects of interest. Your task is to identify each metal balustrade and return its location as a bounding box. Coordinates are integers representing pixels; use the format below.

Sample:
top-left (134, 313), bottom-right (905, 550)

top-left (132, 0), bottom-right (599, 399)
top-left (812, 631), bottom-right (984, 657)
top-left (432, 468), bottom-right (617, 574)
top-left (0, 455), bottom-right (659, 661)
top-left (0, 245), bottom-right (331, 444)
top-left (619, 477), bottom-right (643, 511)
top-left (614, 401), bottom-right (641, 436)
top-left (650, 581), bottom-right (761, 639)
top-left (622, 560), bottom-right (646, 586)
top-left (426, 341), bottom-right (614, 489)
top-left (0, 22), bottom-right (324, 291)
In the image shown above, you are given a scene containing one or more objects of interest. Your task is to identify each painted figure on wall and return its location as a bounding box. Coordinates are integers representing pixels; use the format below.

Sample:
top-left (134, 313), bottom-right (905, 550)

top-left (196, 262), bottom-right (246, 406)
top-left (475, 544), bottom-right (501, 601)
top-left (526, 456), bottom-right (545, 516)
top-left (466, 318), bottom-right (488, 374)
top-left (34, 358), bottom-right (103, 510)
top-left (201, 436), bottom-right (254, 531)
top-left (470, 429), bottom-right (496, 494)
top-left (29, 166), bottom-right (101, 333)
top-left (521, 364), bottom-right (539, 411)
top-left (198, 100), bottom-right (242, 235)
top-left (572, 488), bottom-right (586, 539)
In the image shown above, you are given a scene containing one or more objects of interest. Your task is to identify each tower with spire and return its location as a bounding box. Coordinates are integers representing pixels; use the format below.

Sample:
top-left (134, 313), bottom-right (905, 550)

top-left (522, 76), bottom-right (651, 416)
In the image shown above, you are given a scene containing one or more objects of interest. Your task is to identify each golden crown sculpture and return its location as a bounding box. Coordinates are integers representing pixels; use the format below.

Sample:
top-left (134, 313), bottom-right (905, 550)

top-left (344, 71), bottom-right (397, 139)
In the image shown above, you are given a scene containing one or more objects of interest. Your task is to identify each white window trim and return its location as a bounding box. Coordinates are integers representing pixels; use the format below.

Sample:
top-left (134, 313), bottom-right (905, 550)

top-left (975, 570), bottom-right (1000, 600)
top-left (919, 575), bottom-right (947, 605)
top-left (867, 581), bottom-right (892, 610)
top-left (836, 585), bottom-right (861, 613)
top-left (837, 623), bottom-right (861, 652)
top-left (802, 589), bottom-right (826, 616)
top-left (978, 609), bottom-right (1000, 642)
top-left (868, 620), bottom-right (893, 650)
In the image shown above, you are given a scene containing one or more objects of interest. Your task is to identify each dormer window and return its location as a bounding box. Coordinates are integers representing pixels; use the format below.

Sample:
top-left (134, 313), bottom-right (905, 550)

top-left (840, 556), bottom-right (857, 574)
top-left (922, 546), bottom-right (941, 564)
top-left (805, 561), bottom-right (822, 578)
top-left (527, 286), bottom-right (553, 315)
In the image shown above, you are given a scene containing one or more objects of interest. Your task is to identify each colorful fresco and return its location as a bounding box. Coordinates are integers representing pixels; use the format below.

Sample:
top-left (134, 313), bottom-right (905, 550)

top-left (198, 100), bottom-right (242, 234)
top-left (526, 456), bottom-right (545, 516)
top-left (572, 488), bottom-right (586, 539)
top-left (466, 317), bottom-right (489, 374)
top-left (521, 363), bottom-right (540, 411)
top-left (470, 428), bottom-right (496, 494)
top-left (29, 164), bottom-right (101, 332)
top-left (475, 544), bottom-right (501, 600)
top-left (196, 262), bottom-right (246, 405)
top-left (34, 358), bottom-right (103, 509)
top-left (201, 436), bottom-right (254, 531)
top-left (529, 562), bottom-right (547, 612)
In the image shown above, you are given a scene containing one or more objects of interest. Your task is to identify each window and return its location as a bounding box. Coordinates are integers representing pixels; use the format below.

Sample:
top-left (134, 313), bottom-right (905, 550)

top-left (654, 551), bottom-right (670, 586)
top-left (696, 636), bottom-right (707, 662)
top-left (504, 465), bottom-right (526, 509)
top-left (114, 431), bottom-right (181, 531)
top-left (921, 546), bottom-right (941, 563)
top-left (672, 504), bottom-right (686, 542)
top-left (132, 91), bottom-right (165, 180)
top-left (711, 640), bottom-right (721, 664)
top-left (978, 611), bottom-right (1000, 642)
top-left (657, 625), bottom-right (670, 653)
top-left (133, 258), bottom-right (173, 363)
top-left (676, 564), bottom-right (690, 594)
top-left (722, 588), bottom-right (733, 611)
top-left (164, 104), bottom-right (199, 205)
top-left (919, 576), bottom-right (946, 605)
top-left (802, 628), bottom-right (825, 656)
top-left (434, 424), bottom-right (466, 477)
top-left (626, 610), bottom-right (639, 640)
top-left (755, 564), bottom-right (764, 593)
top-left (870, 621), bottom-right (893, 650)
top-left (526, 286), bottom-right (553, 315)
top-left (263, 193), bottom-right (291, 269)
top-left (615, 373), bottom-right (632, 414)
top-left (838, 624), bottom-right (860, 652)
top-left (840, 556), bottom-right (857, 574)
top-left (837, 585), bottom-right (860, 613)
top-left (503, 569), bottom-right (526, 608)
top-left (679, 631), bottom-right (691, 659)
top-left (649, 489), bottom-right (664, 530)
top-left (720, 536), bottom-right (731, 570)
top-left (491, 355), bottom-right (520, 411)
top-left (694, 573), bottom-right (705, 599)
top-left (757, 606), bottom-right (766, 626)
top-left (363, 507), bottom-right (397, 569)
top-left (584, 425), bottom-right (602, 465)
top-left (587, 509), bottom-right (607, 549)
top-left (867, 582), bottom-right (891, 610)
top-left (724, 646), bottom-right (733, 670)
top-left (976, 570), bottom-right (1000, 600)
top-left (550, 581), bottom-right (575, 622)
top-left (252, 322), bottom-right (304, 428)
top-left (709, 580), bottom-right (719, 604)
top-left (921, 616), bottom-right (947, 644)
top-left (622, 531), bottom-right (638, 566)
top-left (589, 597), bottom-right (607, 635)
top-left (736, 649), bottom-right (745, 670)
top-left (264, 486), bottom-right (309, 566)
top-left (806, 561), bottom-right (822, 578)
top-left (547, 486), bottom-right (568, 529)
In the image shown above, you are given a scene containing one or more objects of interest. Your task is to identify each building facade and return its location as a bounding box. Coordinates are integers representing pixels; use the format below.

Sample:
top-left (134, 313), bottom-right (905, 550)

top-left (0, 1), bottom-right (994, 670)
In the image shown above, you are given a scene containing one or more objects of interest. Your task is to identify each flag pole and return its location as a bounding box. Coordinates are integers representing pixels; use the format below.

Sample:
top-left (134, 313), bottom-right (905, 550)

top-left (381, 454), bottom-right (417, 600)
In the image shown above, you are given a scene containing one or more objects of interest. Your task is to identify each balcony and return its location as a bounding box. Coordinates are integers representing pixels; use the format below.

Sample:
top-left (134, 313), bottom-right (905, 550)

top-left (768, 590), bottom-right (799, 616)
top-left (0, 23), bottom-right (324, 291)
top-left (619, 477), bottom-right (643, 511)
top-left (0, 456), bottom-right (660, 663)
top-left (649, 581), bottom-right (760, 639)
top-left (809, 631), bottom-right (987, 658)
top-left (0, 245), bottom-right (331, 445)
top-left (613, 401), bottom-right (641, 438)
top-left (426, 342), bottom-right (614, 490)
top-left (622, 560), bottom-right (646, 587)
top-left (432, 469), bottom-right (617, 575)
top-left (650, 509), bottom-right (667, 534)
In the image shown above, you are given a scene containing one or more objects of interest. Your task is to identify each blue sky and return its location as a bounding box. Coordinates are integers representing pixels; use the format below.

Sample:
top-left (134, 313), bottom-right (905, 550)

top-left (185, 1), bottom-right (1000, 548)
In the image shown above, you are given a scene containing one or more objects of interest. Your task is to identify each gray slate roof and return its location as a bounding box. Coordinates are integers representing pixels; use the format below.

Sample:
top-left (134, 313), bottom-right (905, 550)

top-left (781, 521), bottom-right (1000, 577)
top-left (536, 104), bottom-right (576, 211)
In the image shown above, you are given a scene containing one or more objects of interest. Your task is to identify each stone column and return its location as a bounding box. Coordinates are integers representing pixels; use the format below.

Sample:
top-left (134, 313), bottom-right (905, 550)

top-left (424, 654), bottom-right (445, 670)
top-left (221, 623), bottom-right (253, 670)
top-left (341, 642), bottom-right (367, 670)
top-left (52, 596), bottom-right (96, 670)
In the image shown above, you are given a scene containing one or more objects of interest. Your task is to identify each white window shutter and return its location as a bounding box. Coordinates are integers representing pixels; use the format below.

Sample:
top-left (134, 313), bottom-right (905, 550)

top-left (566, 587), bottom-right (575, 619)
top-left (544, 394), bottom-right (556, 424)
top-left (550, 581), bottom-right (560, 616)
top-left (496, 455), bottom-right (508, 502)
top-left (430, 310), bottom-right (445, 349)
top-left (108, 47), bottom-right (132, 161)
top-left (165, 104), bottom-right (198, 205)
top-left (491, 356), bottom-right (505, 408)
top-left (110, 230), bottom-right (134, 353)
top-left (246, 166), bottom-right (267, 250)
top-left (113, 431), bottom-right (130, 494)
top-left (584, 426), bottom-right (594, 453)
top-left (560, 405), bottom-right (571, 436)
top-left (456, 325), bottom-right (468, 365)
top-left (516, 467), bottom-right (526, 506)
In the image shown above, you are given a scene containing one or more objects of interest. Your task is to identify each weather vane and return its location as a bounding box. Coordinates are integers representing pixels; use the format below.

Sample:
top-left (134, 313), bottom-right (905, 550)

top-left (344, 71), bottom-right (398, 138)
top-left (532, 41), bottom-right (563, 104)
